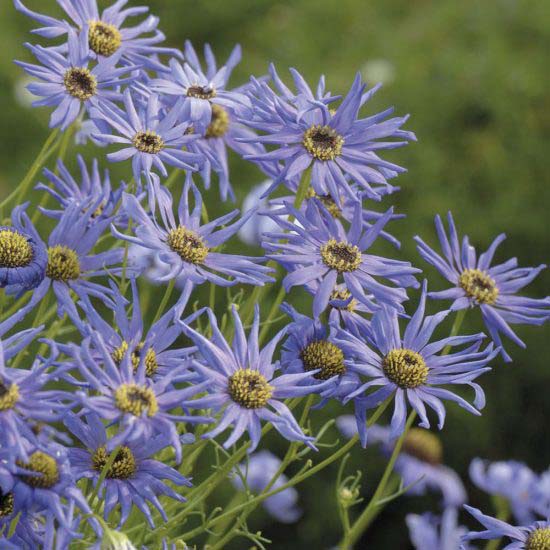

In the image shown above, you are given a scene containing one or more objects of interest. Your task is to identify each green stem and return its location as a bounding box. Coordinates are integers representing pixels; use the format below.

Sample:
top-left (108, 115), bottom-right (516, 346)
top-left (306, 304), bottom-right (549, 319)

top-left (151, 278), bottom-right (175, 326)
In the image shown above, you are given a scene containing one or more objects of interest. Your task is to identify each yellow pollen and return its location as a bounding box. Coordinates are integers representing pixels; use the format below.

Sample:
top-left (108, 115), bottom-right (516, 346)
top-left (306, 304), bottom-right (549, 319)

top-left (88, 20), bottom-right (122, 57)
top-left (17, 451), bottom-right (60, 489)
top-left (306, 187), bottom-right (342, 218)
top-left (112, 341), bottom-right (158, 377)
top-left (228, 369), bottom-right (273, 409)
top-left (383, 348), bottom-right (428, 389)
top-left (132, 130), bottom-right (164, 154)
top-left (205, 104), bottom-right (230, 138)
top-left (303, 125), bottom-right (344, 161)
top-left (0, 229), bottom-right (33, 268)
top-left (46, 245), bottom-right (80, 281)
top-left (115, 384), bottom-right (158, 417)
top-left (526, 528), bottom-right (550, 550)
top-left (187, 85), bottom-right (216, 100)
top-left (167, 226), bottom-right (209, 264)
top-left (63, 67), bottom-right (97, 100)
top-left (0, 490), bottom-right (14, 518)
top-left (92, 445), bottom-right (137, 479)
top-left (320, 239), bottom-right (361, 272)
top-left (329, 288), bottom-right (358, 312)
top-left (402, 428), bottom-right (443, 465)
top-left (459, 268), bottom-right (499, 305)
top-left (0, 381), bottom-right (19, 411)
top-left (300, 340), bottom-right (346, 380)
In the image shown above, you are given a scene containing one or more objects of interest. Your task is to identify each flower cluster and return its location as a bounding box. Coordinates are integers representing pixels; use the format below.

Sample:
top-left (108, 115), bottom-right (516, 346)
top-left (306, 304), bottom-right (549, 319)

top-left (0, 0), bottom-right (548, 547)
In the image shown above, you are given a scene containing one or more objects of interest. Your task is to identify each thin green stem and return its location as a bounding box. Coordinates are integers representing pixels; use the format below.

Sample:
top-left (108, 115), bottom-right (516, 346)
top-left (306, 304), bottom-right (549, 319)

top-left (151, 278), bottom-right (175, 326)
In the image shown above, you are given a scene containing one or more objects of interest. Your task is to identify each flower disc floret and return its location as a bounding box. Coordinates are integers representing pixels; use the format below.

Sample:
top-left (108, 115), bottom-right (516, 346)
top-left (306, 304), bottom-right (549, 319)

top-left (167, 226), bottom-right (209, 265)
top-left (303, 124), bottom-right (344, 161)
top-left (383, 348), bottom-right (428, 389)
top-left (88, 20), bottom-right (122, 57)
top-left (115, 384), bottom-right (158, 417)
top-left (0, 229), bottom-right (34, 268)
top-left (205, 104), bottom-right (230, 138)
top-left (46, 245), bottom-right (81, 281)
top-left (320, 239), bottom-right (361, 272)
top-left (228, 369), bottom-right (273, 409)
top-left (63, 67), bottom-right (97, 100)
top-left (0, 381), bottom-right (19, 411)
top-left (0, 490), bottom-right (14, 518)
top-left (402, 428), bottom-right (443, 465)
top-left (459, 268), bottom-right (499, 305)
top-left (300, 340), bottom-right (346, 380)
top-left (526, 528), bottom-right (550, 550)
top-left (17, 451), bottom-right (60, 489)
top-left (132, 131), bottom-right (165, 154)
top-left (187, 84), bottom-right (216, 99)
top-left (92, 445), bottom-right (137, 479)
top-left (112, 341), bottom-right (158, 377)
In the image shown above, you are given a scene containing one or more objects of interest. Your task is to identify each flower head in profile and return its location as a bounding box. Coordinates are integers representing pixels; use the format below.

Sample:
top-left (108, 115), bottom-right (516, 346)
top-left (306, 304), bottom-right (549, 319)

top-left (15, 29), bottom-right (133, 130)
top-left (241, 68), bottom-right (415, 202)
top-left (463, 505), bottom-right (550, 549)
top-left (232, 451), bottom-right (301, 523)
top-left (117, 175), bottom-right (273, 288)
top-left (91, 90), bottom-right (203, 183)
top-left (14, 0), bottom-right (181, 67)
top-left (264, 200), bottom-right (419, 317)
top-left (182, 306), bottom-right (326, 452)
top-left (407, 508), bottom-right (471, 550)
top-left (64, 412), bottom-right (192, 527)
top-left (415, 212), bottom-right (550, 361)
top-left (36, 156), bottom-right (125, 225)
top-left (334, 281), bottom-right (497, 442)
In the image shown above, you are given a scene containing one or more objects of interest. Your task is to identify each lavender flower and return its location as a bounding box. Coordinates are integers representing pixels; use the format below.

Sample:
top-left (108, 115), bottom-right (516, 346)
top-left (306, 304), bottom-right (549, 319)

top-left (264, 200), bottom-right (419, 317)
top-left (117, 176), bottom-right (273, 288)
top-left (64, 413), bottom-right (192, 527)
top-left (415, 212), bottom-right (550, 361)
top-left (334, 281), bottom-right (497, 442)
top-left (182, 306), bottom-right (326, 452)
top-left (407, 508), bottom-right (470, 550)
top-left (241, 68), bottom-right (415, 202)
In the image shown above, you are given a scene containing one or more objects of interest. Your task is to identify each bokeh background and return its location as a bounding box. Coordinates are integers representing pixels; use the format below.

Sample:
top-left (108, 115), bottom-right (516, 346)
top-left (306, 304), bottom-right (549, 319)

top-left (2, 0), bottom-right (549, 548)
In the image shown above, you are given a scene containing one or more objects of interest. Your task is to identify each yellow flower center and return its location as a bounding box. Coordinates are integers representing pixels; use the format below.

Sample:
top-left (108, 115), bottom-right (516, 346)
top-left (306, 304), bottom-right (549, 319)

top-left (300, 340), bottom-right (346, 380)
top-left (228, 369), bottom-right (273, 409)
top-left (17, 451), bottom-right (60, 489)
top-left (187, 85), bottom-right (216, 100)
top-left (320, 239), bottom-right (361, 272)
top-left (303, 125), bottom-right (344, 161)
top-left (0, 229), bottom-right (33, 268)
top-left (383, 349), bottom-right (428, 389)
top-left (46, 245), bottom-right (80, 281)
top-left (329, 288), bottom-right (358, 312)
top-left (0, 381), bottom-right (19, 411)
top-left (459, 268), bottom-right (499, 305)
top-left (115, 384), bottom-right (158, 417)
top-left (526, 528), bottom-right (550, 550)
top-left (92, 445), bottom-right (137, 479)
top-left (88, 20), bottom-right (122, 57)
top-left (205, 104), bottom-right (230, 138)
top-left (0, 490), bottom-right (14, 518)
top-left (132, 131), bottom-right (165, 154)
top-left (402, 428), bottom-right (443, 465)
top-left (112, 341), bottom-right (158, 377)
top-left (307, 188), bottom-right (342, 218)
top-left (167, 226), bottom-right (209, 264)
top-left (63, 67), bottom-right (97, 100)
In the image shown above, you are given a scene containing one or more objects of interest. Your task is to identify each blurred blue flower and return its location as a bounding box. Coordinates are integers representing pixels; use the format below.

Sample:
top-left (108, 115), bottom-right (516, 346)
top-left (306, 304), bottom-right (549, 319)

top-left (407, 508), bottom-right (470, 550)
top-left (415, 212), bottom-right (550, 361)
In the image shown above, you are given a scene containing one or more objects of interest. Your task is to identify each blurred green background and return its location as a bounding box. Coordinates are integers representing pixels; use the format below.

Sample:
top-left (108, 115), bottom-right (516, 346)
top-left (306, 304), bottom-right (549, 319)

top-left (2, 0), bottom-right (549, 548)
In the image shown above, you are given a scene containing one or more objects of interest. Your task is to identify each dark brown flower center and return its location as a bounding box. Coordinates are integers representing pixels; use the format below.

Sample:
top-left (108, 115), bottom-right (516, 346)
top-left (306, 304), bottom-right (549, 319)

top-left (320, 239), bottom-right (361, 272)
top-left (0, 490), bottom-right (14, 518)
top-left (187, 85), bottom-right (216, 100)
top-left (303, 125), bottom-right (344, 161)
top-left (92, 445), bottom-right (137, 479)
top-left (132, 131), bottom-right (164, 154)
top-left (63, 67), bottom-right (97, 100)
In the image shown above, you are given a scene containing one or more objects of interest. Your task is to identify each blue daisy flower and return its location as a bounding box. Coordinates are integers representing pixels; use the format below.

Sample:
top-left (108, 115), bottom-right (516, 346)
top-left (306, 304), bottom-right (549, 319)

top-left (14, 0), bottom-right (181, 68)
top-left (15, 28), bottom-right (133, 130)
top-left (232, 450), bottom-right (301, 523)
top-left (70, 331), bottom-right (211, 463)
top-left (64, 412), bottom-right (192, 527)
top-left (117, 175), bottom-right (273, 288)
top-left (415, 212), bottom-right (550, 361)
top-left (463, 505), bottom-right (550, 548)
top-left (333, 281), bottom-right (498, 442)
top-left (407, 508), bottom-right (471, 550)
top-left (36, 155), bottom-right (125, 226)
top-left (263, 199), bottom-right (419, 317)
top-left (91, 89), bottom-right (203, 183)
top-left (182, 306), bottom-right (327, 452)
top-left (240, 68), bottom-right (415, 202)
